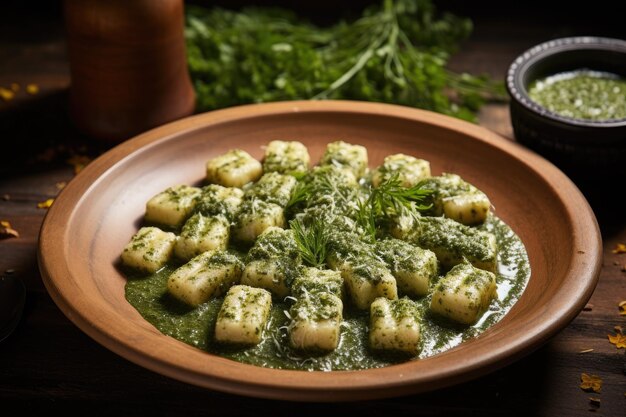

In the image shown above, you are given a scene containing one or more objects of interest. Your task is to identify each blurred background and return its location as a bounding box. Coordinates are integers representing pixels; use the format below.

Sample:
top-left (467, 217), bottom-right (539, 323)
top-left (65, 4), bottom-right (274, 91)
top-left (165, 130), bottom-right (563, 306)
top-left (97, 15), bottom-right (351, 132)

top-left (1, 0), bottom-right (624, 177)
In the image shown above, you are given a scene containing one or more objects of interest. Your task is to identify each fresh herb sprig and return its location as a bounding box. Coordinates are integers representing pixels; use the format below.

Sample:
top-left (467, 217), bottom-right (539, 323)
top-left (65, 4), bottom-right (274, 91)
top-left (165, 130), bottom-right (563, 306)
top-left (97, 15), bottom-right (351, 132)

top-left (290, 218), bottom-right (329, 268)
top-left (357, 174), bottom-right (432, 241)
top-left (371, 173), bottom-right (433, 217)
top-left (185, 0), bottom-right (505, 121)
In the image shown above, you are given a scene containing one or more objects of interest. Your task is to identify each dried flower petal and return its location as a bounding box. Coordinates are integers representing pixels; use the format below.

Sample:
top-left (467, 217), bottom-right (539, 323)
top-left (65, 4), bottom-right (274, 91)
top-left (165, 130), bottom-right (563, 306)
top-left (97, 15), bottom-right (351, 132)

top-left (613, 243), bottom-right (626, 254)
top-left (620, 301), bottom-right (626, 316)
top-left (26, 83), bottom-right (39, 95)
top-left (37, 199), bottom-right (54, 209)
top-left (0, 220), bottom-right (19, 239)
top-left (615, 325), bottom-right (623, 333)
top-left (0, 87), bottom-right (15, 102)
top-left (56, 182), bottom-right (67, 190)
top-left (580, 373), bottom-right (602, 393)
top-left (608, 332), bottom-right (626, 348)
top-left (588, 397), bottom-right (601, 409)
top-left (67, 155), bottom-right (91, 175)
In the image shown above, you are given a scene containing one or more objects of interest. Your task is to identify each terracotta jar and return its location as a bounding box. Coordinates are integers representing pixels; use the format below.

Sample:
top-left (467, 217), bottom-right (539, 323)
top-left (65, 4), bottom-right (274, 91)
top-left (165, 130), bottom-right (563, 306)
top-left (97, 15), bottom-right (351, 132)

top-left (64, 0), bottom-right (195, 142)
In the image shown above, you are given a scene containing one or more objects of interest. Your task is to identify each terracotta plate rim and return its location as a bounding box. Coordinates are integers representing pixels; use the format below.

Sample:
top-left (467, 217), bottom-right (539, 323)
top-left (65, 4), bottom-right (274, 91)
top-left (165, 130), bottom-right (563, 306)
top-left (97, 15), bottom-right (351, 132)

top-left (38, 100), bottom-right (602, 401)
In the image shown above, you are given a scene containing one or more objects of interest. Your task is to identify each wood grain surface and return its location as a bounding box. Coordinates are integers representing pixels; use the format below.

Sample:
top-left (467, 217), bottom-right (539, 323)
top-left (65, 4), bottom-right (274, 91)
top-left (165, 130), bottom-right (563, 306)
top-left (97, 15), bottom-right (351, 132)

top-left (1, 7), bottom-right (625, 417)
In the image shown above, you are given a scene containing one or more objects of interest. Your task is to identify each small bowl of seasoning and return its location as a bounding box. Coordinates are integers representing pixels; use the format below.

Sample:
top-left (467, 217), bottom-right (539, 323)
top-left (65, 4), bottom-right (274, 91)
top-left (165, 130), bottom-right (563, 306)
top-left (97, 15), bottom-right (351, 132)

top-left (506, 37), bottom-right (626, 180)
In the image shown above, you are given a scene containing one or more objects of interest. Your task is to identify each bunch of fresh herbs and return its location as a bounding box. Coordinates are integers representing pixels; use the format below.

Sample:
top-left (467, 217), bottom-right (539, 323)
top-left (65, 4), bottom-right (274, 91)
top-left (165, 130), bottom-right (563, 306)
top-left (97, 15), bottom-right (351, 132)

top-left (185, 0), bottom-right (504, 121)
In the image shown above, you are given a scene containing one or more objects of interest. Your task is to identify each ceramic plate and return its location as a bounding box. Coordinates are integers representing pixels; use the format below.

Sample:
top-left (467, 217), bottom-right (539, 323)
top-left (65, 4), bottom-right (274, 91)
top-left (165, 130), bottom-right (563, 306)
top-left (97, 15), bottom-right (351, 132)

top-left (38, 101), bottom-right (601, 401)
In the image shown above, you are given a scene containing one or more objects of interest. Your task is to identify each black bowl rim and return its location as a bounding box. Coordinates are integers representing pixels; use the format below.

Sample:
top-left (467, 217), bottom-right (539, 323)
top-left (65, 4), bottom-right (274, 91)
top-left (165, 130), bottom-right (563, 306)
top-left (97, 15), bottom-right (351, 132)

top-left (506, 36), bottom-right (626, 128)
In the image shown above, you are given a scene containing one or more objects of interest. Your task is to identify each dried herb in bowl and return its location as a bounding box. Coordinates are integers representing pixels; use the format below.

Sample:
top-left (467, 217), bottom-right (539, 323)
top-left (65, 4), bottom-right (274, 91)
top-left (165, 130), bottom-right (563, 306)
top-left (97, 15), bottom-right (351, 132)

top-left (185, 0), bottom-right (504, 121)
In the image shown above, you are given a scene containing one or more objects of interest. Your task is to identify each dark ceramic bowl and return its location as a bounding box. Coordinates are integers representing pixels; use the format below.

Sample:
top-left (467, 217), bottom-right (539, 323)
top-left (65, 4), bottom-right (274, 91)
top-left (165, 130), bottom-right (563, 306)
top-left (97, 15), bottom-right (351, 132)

top-left (506, 37), bottom-right (626, 180)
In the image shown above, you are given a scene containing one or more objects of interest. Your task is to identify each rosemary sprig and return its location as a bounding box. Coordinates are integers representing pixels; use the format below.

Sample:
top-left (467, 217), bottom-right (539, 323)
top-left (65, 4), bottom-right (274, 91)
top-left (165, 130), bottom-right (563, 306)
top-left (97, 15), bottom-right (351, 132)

top-left (356, 198), bottom-right (377, 243)
top-left (356, 173), bottom-right (432, 240)
top-left (370, 173), bottom-right (432, 217)
top-left (289, 218), bottom-right (329, 268)
top-left (286, 180), bottom-right (312, 210)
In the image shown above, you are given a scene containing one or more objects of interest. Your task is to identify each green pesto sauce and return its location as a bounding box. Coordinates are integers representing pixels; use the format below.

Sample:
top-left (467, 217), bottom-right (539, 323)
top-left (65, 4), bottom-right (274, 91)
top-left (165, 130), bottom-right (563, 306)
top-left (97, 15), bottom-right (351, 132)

top-left (125, 215), bottom-right (530, 371)
top-left (528, 70), bottom-right (626, 121)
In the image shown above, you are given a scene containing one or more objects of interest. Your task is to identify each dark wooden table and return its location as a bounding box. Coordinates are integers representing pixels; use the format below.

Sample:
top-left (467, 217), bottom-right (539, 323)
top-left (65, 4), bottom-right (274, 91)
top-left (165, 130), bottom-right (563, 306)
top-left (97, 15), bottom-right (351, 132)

top-left (1, 8), bottom-right (625, 416)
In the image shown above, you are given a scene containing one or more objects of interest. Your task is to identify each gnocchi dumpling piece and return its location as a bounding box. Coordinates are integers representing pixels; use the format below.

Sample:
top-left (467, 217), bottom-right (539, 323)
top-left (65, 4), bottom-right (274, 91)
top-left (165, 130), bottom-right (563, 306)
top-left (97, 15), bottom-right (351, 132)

top-left (245, 172), bottom-right (297, 207)
top-left (206, 149), bottom-right (262, 188)
top-left (144, 185), bottom-right (202, 227)
top-left (396, 215), bottom-right (497, 273)
top-left (430, 262), bottom-right (496, 325)
top-left (263, 140), bottom-right (310, 174)
top-left (167, 251), bottom-right (242, 306)
top-left (289, 292), bottom-right (343, 351)
top-left (423, 174), bottom-right (491, 225)
top-left (320, 141), bottom-right (368, 178)
top-left (240, 258), bottom-right (295, 298)
top-left (232, 200), bottom-right (285, 243)
top-left (369, 297), bottom-right (421, 355)
top-left (121, 227), bottom-right (176, 273)
top-left (371, 154), bottom-right (431, 188)
top-left (442, 193), bottom-right (491, 226)
top-left (325, 233), bottom-right (396, 309)
top-left (174, 214), bottom-right (230, 261)
top-left (375, 239), bottom-right (439, 297)
top-left (291, 267), bottom-right (343, 299)
top-left (340, 260), bottom-right (398, 310)
top-left (195, 184), bottom-right (244, 221)
top-left (215, 285), bottom-right (272, 345)
top-left (247, 227), bottom-right (298, 260)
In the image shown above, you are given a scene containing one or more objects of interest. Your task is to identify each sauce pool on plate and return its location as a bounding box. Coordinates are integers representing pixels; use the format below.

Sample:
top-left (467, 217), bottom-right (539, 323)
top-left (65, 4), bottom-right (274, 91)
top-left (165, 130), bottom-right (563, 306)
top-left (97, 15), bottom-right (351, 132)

top-left (121, 140), bottom-right (531, 371)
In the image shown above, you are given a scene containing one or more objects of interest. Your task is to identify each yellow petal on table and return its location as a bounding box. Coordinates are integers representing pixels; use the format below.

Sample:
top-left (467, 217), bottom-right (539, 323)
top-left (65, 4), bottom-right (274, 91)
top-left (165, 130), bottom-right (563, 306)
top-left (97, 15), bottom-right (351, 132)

top-left (619, 300), bottom-right (626, 316)
top-left (0, 87), bottom-right (15, 102)
top-left (0, 220), bottom-right (19, 239)
top-left (26, 83), bottom-right (39, 95)
top-left (579, 373), bottom-right (602, 393)
top-left (612, 243), bottom-right (626, 254)
top-left (67, 155), bottom-right (92, 175)
top-left (37, 199), bottom-right (54, 209)
top-left (608, 332), bottom-right (626, 348)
